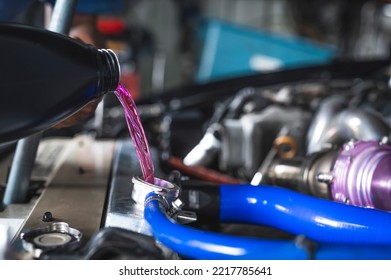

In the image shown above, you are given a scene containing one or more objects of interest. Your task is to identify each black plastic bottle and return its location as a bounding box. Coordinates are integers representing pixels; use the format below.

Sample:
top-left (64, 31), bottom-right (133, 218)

top-left (0, 23), bottom-right (120, 143)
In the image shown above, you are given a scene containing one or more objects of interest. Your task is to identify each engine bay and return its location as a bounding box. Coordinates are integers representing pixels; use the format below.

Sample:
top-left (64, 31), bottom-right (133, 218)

top-left (2, 58), bottom-right (391, 260)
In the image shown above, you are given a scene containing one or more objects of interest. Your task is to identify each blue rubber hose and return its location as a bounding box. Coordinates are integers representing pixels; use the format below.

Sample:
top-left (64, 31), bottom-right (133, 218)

top-left (144, 194), bottom-right (391, 260)
top-left (144, 196), bottom-right (308, 260)
top-left (220, 185), bottom-right (391, 244)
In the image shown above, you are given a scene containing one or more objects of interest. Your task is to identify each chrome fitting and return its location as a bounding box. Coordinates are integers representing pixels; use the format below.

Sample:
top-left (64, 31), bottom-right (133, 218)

top-left (132, 176), bottom-right (181, 207)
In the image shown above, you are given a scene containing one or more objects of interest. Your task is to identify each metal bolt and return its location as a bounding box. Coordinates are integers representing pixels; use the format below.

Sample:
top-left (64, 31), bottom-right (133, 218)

top-left (171, 198), bottom-right (184, 211)
top-left (316, 173), bottom-right (333, 184)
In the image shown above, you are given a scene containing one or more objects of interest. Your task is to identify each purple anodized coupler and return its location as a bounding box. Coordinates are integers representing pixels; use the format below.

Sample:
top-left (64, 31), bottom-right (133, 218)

top-left (331, 138), bottom-right (391, 211)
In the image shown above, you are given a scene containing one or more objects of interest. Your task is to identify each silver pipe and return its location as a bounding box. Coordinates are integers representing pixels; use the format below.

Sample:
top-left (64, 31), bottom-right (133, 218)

top-left (311, 108), bottom-right (391, 153)
top-left (306, 95), bottom-right (346, 154)
top-left (251, 126), bottom-right (291, 185)
top-left (307, 94), bottom-right (390, 154)
top-left (2, 134), bottom-right (41, 205)
top-left (2, 0), bottom-right (78, 206)
top-left (47, 0), bottom-right (78, 34)
top-left (261, 149), bottom-right (338, 199)
top-left (262, 157), bottom-right (303, 190)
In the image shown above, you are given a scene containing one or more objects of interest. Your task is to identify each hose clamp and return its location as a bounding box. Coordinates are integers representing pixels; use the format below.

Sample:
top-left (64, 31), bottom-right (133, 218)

top-left (144, 194), bottom-right (170, 211)
top-left (132, 176), bottom-right (181, 207)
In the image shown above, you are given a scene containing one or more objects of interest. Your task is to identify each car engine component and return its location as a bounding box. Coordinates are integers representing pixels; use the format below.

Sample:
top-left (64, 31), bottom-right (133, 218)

top-left (2, 59), bottom-right (391, 260)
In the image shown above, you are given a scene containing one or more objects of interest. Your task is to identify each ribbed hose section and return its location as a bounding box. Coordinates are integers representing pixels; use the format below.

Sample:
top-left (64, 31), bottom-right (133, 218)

top-left (331, 139), bottom-right (391, 211)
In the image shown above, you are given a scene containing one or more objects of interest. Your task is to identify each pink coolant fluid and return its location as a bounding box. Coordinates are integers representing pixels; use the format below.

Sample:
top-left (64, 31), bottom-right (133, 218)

top-left (114, 84), bottom-right (155, 184)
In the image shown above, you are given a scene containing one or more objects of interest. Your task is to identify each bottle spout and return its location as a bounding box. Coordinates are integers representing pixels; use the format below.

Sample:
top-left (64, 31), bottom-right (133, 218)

top-left (98, 49), bottom-right (121, 93)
